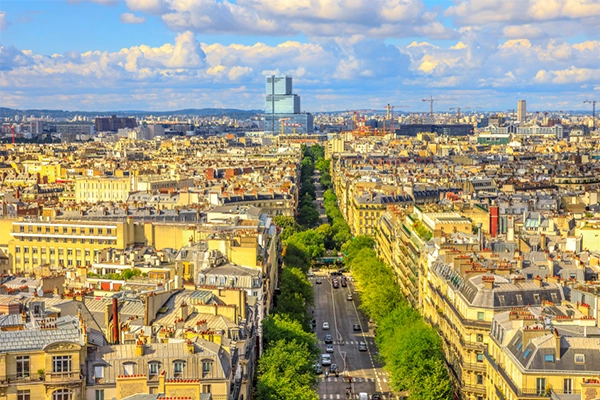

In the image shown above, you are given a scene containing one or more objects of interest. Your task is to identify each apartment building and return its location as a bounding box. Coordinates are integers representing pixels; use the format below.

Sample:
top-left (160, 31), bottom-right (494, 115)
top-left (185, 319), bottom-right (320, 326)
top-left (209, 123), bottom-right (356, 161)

top-left (4, 218), bottom-right (135, 273)
top-left (74, 176), bottom-right (132, 203)
top-left (487, 304), bottom-right (600, 399)
top-left (0, 313), bottom-right (87, 400)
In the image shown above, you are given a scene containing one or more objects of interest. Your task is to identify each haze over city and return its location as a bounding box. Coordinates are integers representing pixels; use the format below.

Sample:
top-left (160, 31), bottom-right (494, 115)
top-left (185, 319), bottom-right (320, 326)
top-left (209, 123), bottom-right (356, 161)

top-left (1, 0), bottom-right (599, 112)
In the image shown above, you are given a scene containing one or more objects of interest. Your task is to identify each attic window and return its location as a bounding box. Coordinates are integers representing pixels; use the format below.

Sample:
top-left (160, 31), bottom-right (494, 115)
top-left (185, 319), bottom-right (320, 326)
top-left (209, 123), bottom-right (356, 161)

top-left (517, 342), bottom-right (522, 350)
top-left (516, 295), bottom-right (523, 303)
top-left (544, 354), bottom-right (555, 363)
top-left (524, 349), bottom-right (531, 358)
top-left (575, 354), bottom-right (585, 364)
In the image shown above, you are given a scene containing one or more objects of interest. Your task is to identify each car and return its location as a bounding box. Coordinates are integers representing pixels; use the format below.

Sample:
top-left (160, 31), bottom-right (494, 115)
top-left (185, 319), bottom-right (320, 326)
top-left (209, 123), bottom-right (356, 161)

top-left (353, 324), bottom-right (361, 331)
top-left (323, 322), bottom-right (330, 330)
top-left (347, 294), bottom-right (353, 301)
top-left (326, 344), bottom-right (334, 353)
top-left (331, 271), bottom-right (342, 276)
top-left (307, 271), bottom-right (315, 277)
top-left (333, 282), bottom-right (339, 289)
top-left (324, 334), bottom-right (333, 343)
top-left (314, 363), bottom-right (323, 374)
top-left (315, 278), bottom-right (322, 284)
top-left (341, 279), bottom-right (347, 287)
top-left (330, 364), bottom-right (339, 375)
top-left (358, 341), bottom-right (367, 351)
top-left (321, 354), bottom-right (331, 366)
top-left (359, 394), bottom-right (369, 400)
top-left (372, 393), bottom-right (383, 400)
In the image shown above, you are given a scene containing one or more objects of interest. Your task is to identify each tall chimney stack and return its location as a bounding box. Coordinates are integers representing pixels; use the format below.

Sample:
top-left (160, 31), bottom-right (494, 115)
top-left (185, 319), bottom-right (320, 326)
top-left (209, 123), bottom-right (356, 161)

top-left (112, 297), bottom-right (119, 344)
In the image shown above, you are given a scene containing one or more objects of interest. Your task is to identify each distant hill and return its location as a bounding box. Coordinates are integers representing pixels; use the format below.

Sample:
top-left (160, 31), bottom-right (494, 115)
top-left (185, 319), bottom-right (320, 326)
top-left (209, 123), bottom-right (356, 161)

top-left (0, 107), bottom-right (263, 119)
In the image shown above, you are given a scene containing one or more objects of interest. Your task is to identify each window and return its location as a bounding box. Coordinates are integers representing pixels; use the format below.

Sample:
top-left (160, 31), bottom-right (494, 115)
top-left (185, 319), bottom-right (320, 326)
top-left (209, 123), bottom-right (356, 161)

top-left (536, 378), bottom-right (546, 395)
top-left (149, 362), bottom-right (160, 376)
top-left (202, 360), bottom-right (212, 377)
top-left (95, 390), bottom-right (104, 400)
top-left (544, 354), bottom-right (555, 362)
top-left (477, 312), bottom-right (484, 321)
top-left (564, 378), bottom-right (573, 394)
top-left (173, 361), bottom-right (185, 378)
top-left (52, 355), bottom-right (72, 373)
top-left (17, 390), bottom-right (30, 400)
top-left (94, 365), bottom-right (104, 382)
top-left (517, 342), bottom-right (522, 350)
top-left (202, 385), bottom-right (211, 393)
top-left (123, 363), bottom-right (135, 376)
top-left (524, 349), bottom-right (531, 358)
top-left (575, 354), bottom-right (585, 364)
top-left (516, 294), bottom-right (523, 303)
top-left (533, 293), bottom-right (540, 302)
top-left (15, 246), bottom-right (20, 253)
top-left (16, 355), bottom-right (30, 378)
top-left (476, 374), bottom-right (483, 385)
top-left (52, 389), bottom-right (72, 400)
top-left (476, 354), bottom-right (484, 362)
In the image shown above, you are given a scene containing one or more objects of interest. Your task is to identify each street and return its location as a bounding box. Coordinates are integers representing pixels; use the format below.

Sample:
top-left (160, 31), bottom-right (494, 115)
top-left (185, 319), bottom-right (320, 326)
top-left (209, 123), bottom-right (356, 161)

top-left (311, 170), bottom-right (392, 399)
top-left (311, 271), bottom-right (391, 399)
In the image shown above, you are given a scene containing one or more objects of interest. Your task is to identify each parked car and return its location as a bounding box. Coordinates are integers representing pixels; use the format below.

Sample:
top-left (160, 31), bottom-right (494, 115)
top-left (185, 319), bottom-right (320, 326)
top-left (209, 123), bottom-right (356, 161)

top-left (316, 278), bottom-right (322, 284)
top-left (323, 322), bottom-right (330, 330)
top-left (321, 354), bottom-right (331, 366)
top-left (347, 294), bottom-right (353, 301)
top-left (372, 393), bottom-right (383, 400)
top-left (358, 341), bottom-right (367, 351)
top-left (314, 363), bottom-right (323, 374)
top-left (353, 324), bottom-right (361, 331)
top-left (341, 278), bottom-right (347, 287)
top-left (326, 344), bottom-right (334, 353)
top-left (307, 271), bottom-right (315, 277)
top-left (324, 334), bottom-right (333, 343)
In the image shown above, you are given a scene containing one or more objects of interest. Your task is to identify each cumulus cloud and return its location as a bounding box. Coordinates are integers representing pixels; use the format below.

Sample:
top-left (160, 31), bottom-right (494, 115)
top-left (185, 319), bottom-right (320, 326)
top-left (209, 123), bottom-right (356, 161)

top-left (0, 11), bottom-right (7, 31)
top-left (125, 0), bottom-right (168, 14)
top-left (126, 0), bottom-right (458, 39)
top-left (120, 13), bottom-right (146, 24)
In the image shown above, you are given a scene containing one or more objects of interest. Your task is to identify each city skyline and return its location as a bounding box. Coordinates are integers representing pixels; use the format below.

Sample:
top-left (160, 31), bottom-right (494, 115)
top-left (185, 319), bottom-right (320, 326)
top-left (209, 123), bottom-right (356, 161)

top-left (1, 0), bottom-right (599, 112)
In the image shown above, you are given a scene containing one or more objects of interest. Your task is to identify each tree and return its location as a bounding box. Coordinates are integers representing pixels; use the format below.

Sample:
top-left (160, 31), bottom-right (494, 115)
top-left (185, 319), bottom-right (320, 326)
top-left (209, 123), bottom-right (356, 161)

top-left (283, 243), bottom-right (311, 272)
top-left (315, 224), bottom-right (335, 250)
top-left (287, 230), bottom-right (326, 259)
top-left (256, 339), bottom-right (320, 400)
top-left (315, 158), bottom-right (330, 173)
top-left (262, 314), bottom-right (319, 357)
top-left (297, 205), bottom-right (319, 228)
top-left (341, 236), bottom-right (375, 262)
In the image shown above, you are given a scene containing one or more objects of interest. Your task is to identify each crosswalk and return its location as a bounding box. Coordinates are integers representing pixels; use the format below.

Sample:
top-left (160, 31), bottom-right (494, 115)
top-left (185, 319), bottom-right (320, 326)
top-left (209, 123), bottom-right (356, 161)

top-left (321, 376), bottom-right (388, 383)
top-left (318, 340), bottom-right (375, 345)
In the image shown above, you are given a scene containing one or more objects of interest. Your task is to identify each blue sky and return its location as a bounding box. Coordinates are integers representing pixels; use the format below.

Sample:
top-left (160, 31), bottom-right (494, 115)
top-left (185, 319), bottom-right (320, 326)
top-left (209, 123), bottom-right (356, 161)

top-left (1, 0), bottom-right (599, 112)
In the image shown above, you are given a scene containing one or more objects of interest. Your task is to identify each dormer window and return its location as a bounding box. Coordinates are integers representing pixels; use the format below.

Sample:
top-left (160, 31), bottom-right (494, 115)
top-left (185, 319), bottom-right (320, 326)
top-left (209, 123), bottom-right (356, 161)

top-left (173, 360), bottom-right (185, 378)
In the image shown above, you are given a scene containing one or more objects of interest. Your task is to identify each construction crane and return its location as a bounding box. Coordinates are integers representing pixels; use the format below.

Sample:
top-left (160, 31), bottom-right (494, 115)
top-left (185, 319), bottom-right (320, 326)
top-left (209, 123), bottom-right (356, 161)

top-left (384, 104), bottom-right (409, 132)
top-left (422, 96), bottom-right (456, 120)
top-left (584, 99), bottom-right (597, 132)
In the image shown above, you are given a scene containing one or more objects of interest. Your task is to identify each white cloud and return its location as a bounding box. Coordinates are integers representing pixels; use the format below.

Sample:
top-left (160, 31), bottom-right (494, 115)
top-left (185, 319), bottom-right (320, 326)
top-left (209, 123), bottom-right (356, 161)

top-left (0, 12), bottom-right (7, 32)
top-left (120, 13), bottom-right (146, 24)
top-left (124, 0), bottom-right (168, 14)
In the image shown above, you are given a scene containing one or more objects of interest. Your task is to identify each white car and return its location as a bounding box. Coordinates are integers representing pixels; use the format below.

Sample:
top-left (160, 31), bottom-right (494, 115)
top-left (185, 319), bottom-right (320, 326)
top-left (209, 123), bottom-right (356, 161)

top-left (323, 322), bottom-right (330, 330)
top-left (321, 354), bottom-right (332, 366)
top-left (326, 344), bottom-right (334, 353)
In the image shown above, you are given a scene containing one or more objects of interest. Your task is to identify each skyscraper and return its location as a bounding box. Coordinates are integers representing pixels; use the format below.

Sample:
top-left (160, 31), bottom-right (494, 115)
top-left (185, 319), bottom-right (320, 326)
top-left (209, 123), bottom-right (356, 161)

top-left (517, 100), bottom-right (526, 123)
top-left (264, 75), bottom-right (313, 134)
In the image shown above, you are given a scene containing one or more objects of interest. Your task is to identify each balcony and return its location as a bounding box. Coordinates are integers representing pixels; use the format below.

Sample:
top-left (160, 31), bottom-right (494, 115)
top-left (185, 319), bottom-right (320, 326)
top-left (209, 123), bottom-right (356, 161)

top-left (463, 362), bottom-right (486, 373)
top-left (46, 371), bottom-right (81, 382)
top-left (463, 384), bottom-right (486, 395)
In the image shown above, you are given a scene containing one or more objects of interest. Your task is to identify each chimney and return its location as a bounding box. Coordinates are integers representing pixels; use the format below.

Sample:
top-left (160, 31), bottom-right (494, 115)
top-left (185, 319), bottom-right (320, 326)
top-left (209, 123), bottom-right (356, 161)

top-left (489, 202), bottom-right (499, 238)
top-left (554, 329), bottom-right (561, 360)
top-left (179, 302), bottom-right (189, 321)
top-left (112, 297), bottom-right (120, 344)
top-left (507, 216), bottom-right (515, 242)
top-left (135, 338), bottom-right (145, 356)
top-left (540, 234), bottom-right (547, 251)
top-left (482, 276), bottom-right (494, 290)
top-left (533, 275), bottom-right (543, 288)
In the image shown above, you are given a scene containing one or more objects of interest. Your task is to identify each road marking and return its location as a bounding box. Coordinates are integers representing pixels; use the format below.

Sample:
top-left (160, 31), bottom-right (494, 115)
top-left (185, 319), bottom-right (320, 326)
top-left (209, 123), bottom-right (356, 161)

top-left (322, 395), bottom-right (327, 399)
top-left (337, 395), bottom-right (341, 399)
top-left (384, 378), bottom-right (387, 383)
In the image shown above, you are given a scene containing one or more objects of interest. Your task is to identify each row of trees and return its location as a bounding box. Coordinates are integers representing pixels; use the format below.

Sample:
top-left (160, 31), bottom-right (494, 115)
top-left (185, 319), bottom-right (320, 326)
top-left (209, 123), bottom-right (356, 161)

top-left (255, 146), bottom-right (322, 400)
top-left (342, 240), bottom-right (454, 399)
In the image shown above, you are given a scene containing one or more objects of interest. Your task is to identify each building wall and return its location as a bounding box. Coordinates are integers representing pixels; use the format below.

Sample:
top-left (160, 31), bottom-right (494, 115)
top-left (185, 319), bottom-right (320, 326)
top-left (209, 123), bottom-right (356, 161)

top-left (74, 177), bottom-right (131, 203)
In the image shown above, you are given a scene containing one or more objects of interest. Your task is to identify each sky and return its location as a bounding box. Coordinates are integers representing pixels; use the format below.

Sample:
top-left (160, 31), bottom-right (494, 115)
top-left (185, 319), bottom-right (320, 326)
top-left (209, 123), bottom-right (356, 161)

top-left (0, 0), bottom-right (599, 113)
